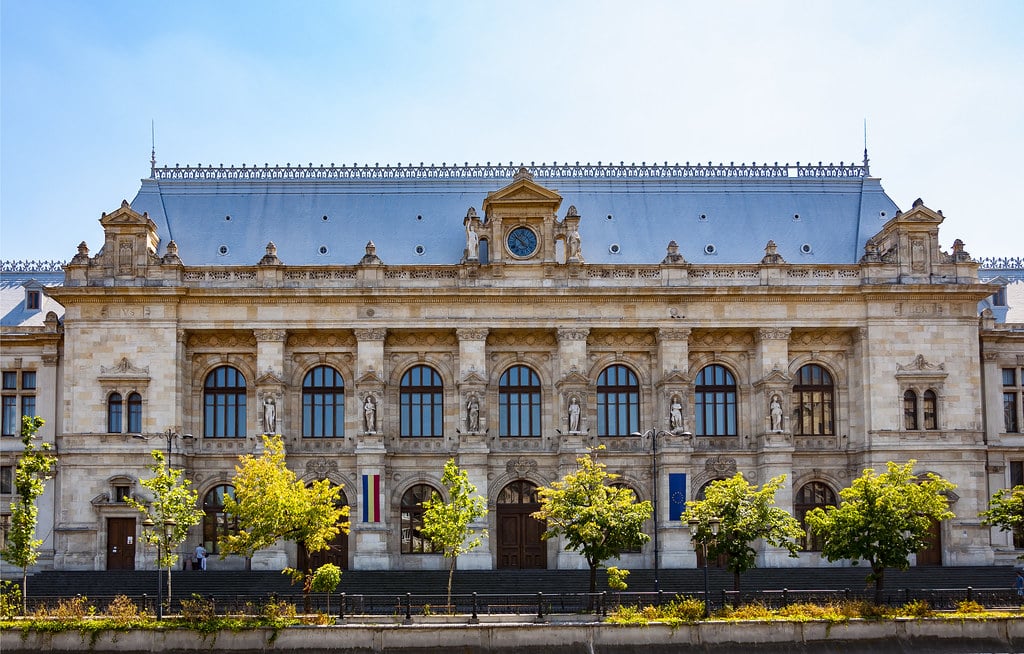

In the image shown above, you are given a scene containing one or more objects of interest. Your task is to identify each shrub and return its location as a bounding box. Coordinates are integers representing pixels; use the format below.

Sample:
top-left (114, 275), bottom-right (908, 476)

top-left (954, 599), bottom-right (985, 614)
top-left (661, 597), bottom-right (706, 622)
top-left (261, 599), bottom-right (297, 621)
top-left (50, 595), bottom-right (92, 620)
top-left (180, 593), bottom-right (216, 621)
top-left (310, 563), bottom-right (342, 594)
top-left (894, 599), bottom-right (933, 618)
top-left (105, 595), bottom-right (145, 624)
top-left (606, 567), bottom-right (629, 592)
top-left (0, 580), bottom-right (22, 618)
top-left (716, 602), bottom-right (773, 620)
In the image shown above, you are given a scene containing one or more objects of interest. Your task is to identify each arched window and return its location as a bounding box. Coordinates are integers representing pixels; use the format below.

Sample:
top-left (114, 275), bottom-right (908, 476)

top-left (792, 364), bottom-right (834, 436)
top-left (302, 366), bottom-right (345, 438)
top-left (400, 365), bottom-right (443, 438)
top-left (597, 365), bottom-right (639, 437)
top-left (203, 366), bottom-right (247, 438)
top-left (401, 484), bottom-right (439, 553)
top-left (903, 390), bottom-right (918, 430)
top-left (499, 365), bottom-right (541, 437)
top-left (202, 485), bottom-right (237, 555)
top-left (107, 393), bottom-right (123, 433)
top-left (923, 390), bottom-right (938, 430)
top-left (695, 364), bottom-right (737, 437)
top-left (127, 393), bottom-right (143, 434)
top-left (795, 481), bottom-right (837, 551)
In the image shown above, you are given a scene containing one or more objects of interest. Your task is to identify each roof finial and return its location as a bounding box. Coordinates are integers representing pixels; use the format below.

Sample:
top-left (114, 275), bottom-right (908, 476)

top-left (150, 120), bottom-right (157, 178)
top-left (863, 118), bottom-right (870, 175)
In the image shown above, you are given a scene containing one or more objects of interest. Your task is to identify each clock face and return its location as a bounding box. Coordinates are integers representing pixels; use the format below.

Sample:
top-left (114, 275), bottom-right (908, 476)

top-left (507, 226), bottom-right (538, 258)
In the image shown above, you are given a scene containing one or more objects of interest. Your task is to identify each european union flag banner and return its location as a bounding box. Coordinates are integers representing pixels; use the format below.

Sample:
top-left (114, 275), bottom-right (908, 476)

top-left (362, 474), bottom-right (381, 522)
top-left (668, 473), bottom-right (687, 521)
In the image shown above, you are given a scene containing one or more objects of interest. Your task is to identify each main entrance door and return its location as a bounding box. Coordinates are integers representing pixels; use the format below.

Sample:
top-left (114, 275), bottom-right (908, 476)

top-left (106, 517), bottom-right (136, 570)
top-left (496, 480), bottom-right (546, 569)
top-left (917, 518), bottom-right (943, 566)
top-left (299, 490), bottom-right (349, 571)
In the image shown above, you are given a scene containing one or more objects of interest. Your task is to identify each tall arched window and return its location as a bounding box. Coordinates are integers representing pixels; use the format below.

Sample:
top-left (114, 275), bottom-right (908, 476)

top-left (302, 366), bottom-right (345, 438)
top-left (597, 365), bottom-right (639, 437)
top-left (499, 365), bottom-right (541, 437)
top-left (400, 365), bottom-right (444, 438)
top-left (792, 364), bottom-right (834, 436)
top-left (795, 481), bottom-right (837, 551)
top-left (903, 390), bottom-right (918, 430)
top-left (401, 484), bottom-right (439, 553)
top-left (107, 393), bottom-right (123, 433)
top-left (923, 390), bottom-right (938, 430)
top-left (695, 364), bottom-right (737, 437)
top-left (202, 485), bottom-right (237, 555)
top-left (203, 366), bottom-right (247, 438)
top-left (127, 392), bottom-right (142, 433)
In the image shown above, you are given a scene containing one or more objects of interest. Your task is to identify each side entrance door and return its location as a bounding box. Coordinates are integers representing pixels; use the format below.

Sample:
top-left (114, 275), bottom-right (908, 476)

top-left (916, 518), bottom-right (943, 566)
top-left (106, 517), bottom-right (136, 570)
top-left (496, 481), bottom-right (546, 569)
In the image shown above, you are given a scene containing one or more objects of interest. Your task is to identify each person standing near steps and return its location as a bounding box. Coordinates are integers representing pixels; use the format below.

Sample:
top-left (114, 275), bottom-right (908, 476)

top-left (195, 543), bottom-right (207, 571)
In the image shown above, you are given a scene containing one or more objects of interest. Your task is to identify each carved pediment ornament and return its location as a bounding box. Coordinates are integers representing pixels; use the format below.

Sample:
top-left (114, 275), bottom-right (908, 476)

top-left (556, 327), bottom-right (590, 342)
top-left (305, 458), bottom-right (339, 480)
top-left (757, 328), bottom-right (792, 341)
top-left (353, 328), bottom-right (387, 341)
top-left (254, 329), bottom-right (287, 342)
top-left (99, 357), bottom-right (150, 377)
top-left (896, 355), bottom-right (946, 374)
top-left (255, 370), bottom-right (286, 387)
top-left (456, 328), bottom-right (490, 341)
top-left (705, 455), bottom-right (737, 476)
top-left (505, 456), bottom-right (538, 477)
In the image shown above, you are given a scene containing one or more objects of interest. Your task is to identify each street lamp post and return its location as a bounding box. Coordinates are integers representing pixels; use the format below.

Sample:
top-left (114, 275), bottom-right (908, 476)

top-left (687, 516), bottom-right (721, 618)
top-left (631, 428), bottom-right (671, 592)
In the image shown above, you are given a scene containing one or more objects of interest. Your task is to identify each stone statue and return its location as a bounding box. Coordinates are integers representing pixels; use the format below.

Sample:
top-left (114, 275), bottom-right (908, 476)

top-left (770, 394), bottom-right (783, 431)
top-left (466, 222), bottom-right (479, 260)
top-left (262, 396), bottom-right (276, 434)
top-left (363, 396), bottom-right (377, 433)
top-left (670, 395), bottom-right (684, 431)
top-left (467, 394), bottom-right (480, 431)
top-left (568, 396), bottom-right (581, 432)
top-left (567, 227), bottom-right (582, 261)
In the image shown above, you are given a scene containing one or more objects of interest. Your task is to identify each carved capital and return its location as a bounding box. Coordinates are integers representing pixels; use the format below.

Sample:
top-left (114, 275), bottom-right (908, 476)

top-left (254, 329), bottom-right (287, 342)
top-left (757, 328), bottom-right (791, 341)
top-left (456, 328), bottom-right (490, 341)
top-left (658, 328), bottom-right (692, 342)
top-left (705, 455), bottom-right (737, 476)
top-left (353, 328), bottom-right (387, 341)
top-left (557, 327), bottom-right (590, 342)
top-left (505, 456), bottom-right (538, 477)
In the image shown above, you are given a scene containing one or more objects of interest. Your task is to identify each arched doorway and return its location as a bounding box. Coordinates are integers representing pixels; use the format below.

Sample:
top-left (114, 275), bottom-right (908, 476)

top-left (916, 518), bottom-right (942, 566)
top-left (496, 480), bottom-right (546, 569)
top-left (298, 487), bottom-right (349, 571)
top-left (695, 480), bottom-right (728, 569)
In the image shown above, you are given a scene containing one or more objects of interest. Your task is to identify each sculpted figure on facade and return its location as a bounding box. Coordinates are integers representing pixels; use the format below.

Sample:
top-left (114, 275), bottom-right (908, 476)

top-left (263, 396), bottom-right (277, 434)
top-left (465, 220), bottom-right (479, 261)
top-left (669, 395), bottom-right (684, 431)
top-left (466, 394), bottom-right (480, 432)
top-left (770, 394), bottom-right (783, 432)
top-left (567, 227), bottom-right (582, 261)
top-left (363, 395), bottom-right (377, 433)
top-left (568, 396), bottom-right (581, 432)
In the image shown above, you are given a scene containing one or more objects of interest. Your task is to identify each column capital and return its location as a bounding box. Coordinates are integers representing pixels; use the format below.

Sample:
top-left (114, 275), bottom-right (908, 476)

top-left (557, 327), bottom-right (590, 342)
top-left (757, 327), bottom-right (791, 342)
top-left (254, 329), bottom-right (287, 342)
top-left (657, 327), bottom-right (692, 342)
top-left (456, 328), bottom-right (490, 341)
top-left (353, 328), bottom-right (387, 341)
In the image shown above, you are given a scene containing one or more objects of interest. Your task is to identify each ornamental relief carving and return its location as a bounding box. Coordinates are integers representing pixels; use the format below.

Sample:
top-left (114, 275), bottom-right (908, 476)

top-left (790, 330), bottom-right (854, 347)
top-left (705, 455), bottom-right (737, 476)
top-left (99, 356), bottom-right (150, 378)
top-left (488, 331), bottom-right (558, 348)
top-left (757, 328), bottom-right (791, 341)
top-left (385, 331), bottom-right (457, 347)
top-left (287, 332), bottom-right (357, 348)
top-left (588, 330), bottom-right (657, 347)
top-left (254, 329), bottom-right (287, 342)
top-left (187, 332), bottom-right (257, 349)
top-left (304, 458), bottom-right (339, 480)
top-left (505, 456), bottom-right (538, 477)
top-left (657, 328), bottom-right (692, 342)
top-left (556, 327), bottom-right (590, 342)
top-left (455, 328), bottom-right (490, 341)
top-left (690, 330), bottom-right (756, 348)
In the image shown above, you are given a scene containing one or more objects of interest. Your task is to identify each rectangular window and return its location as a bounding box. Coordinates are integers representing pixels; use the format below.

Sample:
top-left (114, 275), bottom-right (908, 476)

top-left (1005, 368), bottom-right (1018, 387)
top-left (0, 465), bottom-right (12, 494)
top-left (115, 486), bottom-right (131, 502)
top-left (2, 396), bottom-right (16, 437)
top-left (1, 370), bottom-right (37, 436)
top-left (1, 373), bottom-right (15, 390)
top-left (21, 372), bottom-right (36, 390)
top-left (25, 290), bottom-right (41, 310)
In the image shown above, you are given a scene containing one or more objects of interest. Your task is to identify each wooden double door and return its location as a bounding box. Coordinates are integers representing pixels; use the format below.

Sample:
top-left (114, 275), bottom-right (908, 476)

top-left (106, 517), bottom-right (137, 570)
top-left (496, 481), bottom-right (546, 569)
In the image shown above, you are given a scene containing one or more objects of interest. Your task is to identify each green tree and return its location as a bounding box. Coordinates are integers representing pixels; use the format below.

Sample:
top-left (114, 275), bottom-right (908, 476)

top-left (980, 485), bottom-right (1024, 559)
top-left (310, 563), bottom-right (342, 614)
top-left (0, 416), bottom-right (56, 615)
top-left (126, 450), bottom-right (204, 609)
top-left (419, 458), bottom-right (488, 609)
top-left (533, 447), bottom-right (652, 593)
top-left (682, 472), bottom-right (803, 593)
top-left (222, 434), bottom-right (349, 561)
top-left (805, 460), bottom-right (955, 603)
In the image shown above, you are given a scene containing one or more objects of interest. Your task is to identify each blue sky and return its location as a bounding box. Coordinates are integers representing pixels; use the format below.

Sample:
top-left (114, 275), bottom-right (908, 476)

top-left (2, 0), bottom-right (1022, 261)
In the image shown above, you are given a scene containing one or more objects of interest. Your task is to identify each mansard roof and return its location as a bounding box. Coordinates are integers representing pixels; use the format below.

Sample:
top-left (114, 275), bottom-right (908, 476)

top-left (131, 161), bottom-right (898, 267)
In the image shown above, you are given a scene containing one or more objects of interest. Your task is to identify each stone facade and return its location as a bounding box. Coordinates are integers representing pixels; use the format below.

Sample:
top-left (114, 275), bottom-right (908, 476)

top-left (1, 163), bottom-right (1021, 574)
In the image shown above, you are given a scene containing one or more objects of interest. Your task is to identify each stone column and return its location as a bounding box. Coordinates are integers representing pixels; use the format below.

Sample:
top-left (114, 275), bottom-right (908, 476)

top-left (455, 328), bottom-right (491, 568)
top-left (352, 328), bottom-right (389, 569)
top-left (253, 329), bottom-right (287, 438)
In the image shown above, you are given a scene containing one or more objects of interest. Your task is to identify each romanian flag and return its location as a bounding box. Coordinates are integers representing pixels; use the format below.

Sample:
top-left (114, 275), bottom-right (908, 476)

top-left (362, 474), bottom-right (381, 523)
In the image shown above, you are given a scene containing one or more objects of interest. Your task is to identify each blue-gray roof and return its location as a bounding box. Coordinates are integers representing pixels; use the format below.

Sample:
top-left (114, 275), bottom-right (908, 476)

top-left (131, 163), bottom-right (899, 266)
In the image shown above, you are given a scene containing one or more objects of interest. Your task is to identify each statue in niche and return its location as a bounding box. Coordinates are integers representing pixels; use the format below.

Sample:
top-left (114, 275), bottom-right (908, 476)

top-left (669, 395), bottom-right (684, 431)
top-left (465, 222), bottom-right (480, 260)
top-left (567, 227), bottom-right (582, 261)
top-left (770, 394), bottom-right (783, 432)
top-left (568, 396), bottom-right (581, 432)
top-left (466, 394), bottom-right (480, 432)
top-left (262, 396), bottom-right (277, 434)
top-left (363, 396), bottom-right (377, 433)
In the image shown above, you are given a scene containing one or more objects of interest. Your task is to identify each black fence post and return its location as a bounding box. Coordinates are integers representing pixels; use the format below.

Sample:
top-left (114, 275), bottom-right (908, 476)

top-left (844, 588), bottom-right (850, 601)
top-left (601, 591), bottom-right (607, 617)
top-left (470, 592), bottom-right (479, 624)
top-left (405, 593), bottom-right (412, 623)
top-left (339, 592), bottom-right (345, 621)
top-left (537, 592), bottom-right (544, 621)
top-left (966, 586), bottom-right (973, 603)
top-left (657, 589), bottom-right (663, 607)
top-left (782, 588), bottom-right (788, 606)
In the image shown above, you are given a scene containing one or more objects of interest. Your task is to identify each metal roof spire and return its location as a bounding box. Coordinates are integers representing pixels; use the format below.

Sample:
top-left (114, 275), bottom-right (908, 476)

top-left (863, 119), bottom-right (870, 176)
top-left (150, 120), bottom-right (157, 179)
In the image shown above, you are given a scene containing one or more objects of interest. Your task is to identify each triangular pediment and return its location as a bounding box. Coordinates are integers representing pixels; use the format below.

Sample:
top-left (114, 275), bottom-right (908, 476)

top-left (357, 369), bottom-right (387, 386)
top-left (656, 369), bottom-right (692, 386)
top-left (458, 370), bottom-right (489, 386)
top-left (555, 369), bottom-right (591, 388)
top-left (99, 200), bottom-right (155, 228)
top-left (483, 172), bottom-right (562, 212)
top-left (255, 370), bottom-right (286, 386)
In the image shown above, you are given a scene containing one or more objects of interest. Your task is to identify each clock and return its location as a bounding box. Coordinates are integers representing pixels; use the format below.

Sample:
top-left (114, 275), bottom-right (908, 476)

top-left (507, 226), bottom-right (538, 258)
